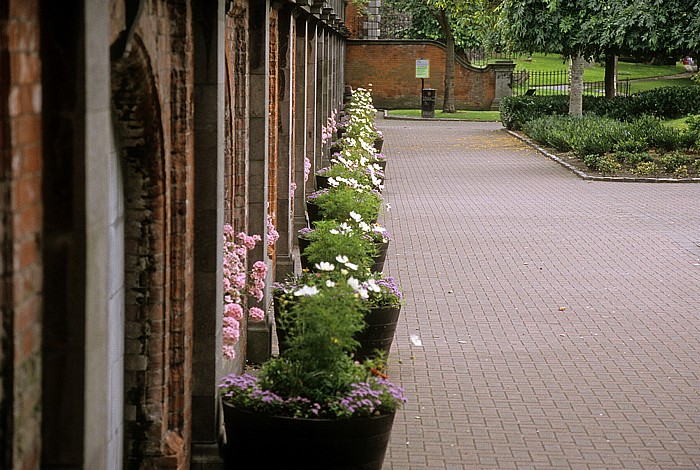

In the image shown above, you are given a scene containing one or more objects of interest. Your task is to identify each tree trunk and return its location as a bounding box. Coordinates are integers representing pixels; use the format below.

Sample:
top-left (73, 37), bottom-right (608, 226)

top-left (568, 54), bottom-right (585, 116)
top-left (605, 53), bottom-right (618, 99)
top-left (435, 8), bottom-right (456, 113)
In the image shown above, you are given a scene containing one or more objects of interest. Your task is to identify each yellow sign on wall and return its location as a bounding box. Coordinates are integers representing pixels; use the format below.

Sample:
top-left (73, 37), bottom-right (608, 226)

top-left (415, 59), bottom-right (430, 78)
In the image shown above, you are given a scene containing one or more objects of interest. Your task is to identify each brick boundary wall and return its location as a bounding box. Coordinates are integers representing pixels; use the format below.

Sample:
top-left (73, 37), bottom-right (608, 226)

top-left (346, 39), bottom-right (498, 110)
top-left (1, 1), bottom-right (44, 468)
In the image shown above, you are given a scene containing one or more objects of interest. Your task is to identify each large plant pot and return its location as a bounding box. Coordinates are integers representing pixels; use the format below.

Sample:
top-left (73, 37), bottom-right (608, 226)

top-left (298, 235), bottom-right (312, 270)
top-left (223, 404), bottom-right (395, 470)
top-left (315, 173), bottom-right (330, 190)
top-left (354, 305), bottom-right (401, 361)
top-left (374, 137), bottom-right (384, 152)
top-left (371, 240), bottom-right (389, 273)
top-left (306, 200), bottom-right (321, 226)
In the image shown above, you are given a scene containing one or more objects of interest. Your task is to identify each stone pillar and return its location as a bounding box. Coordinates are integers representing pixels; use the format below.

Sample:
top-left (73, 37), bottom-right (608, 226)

top-left (191, 0), bottom-right (225, 467)
top-left (294, 16), bottom-right (308, 235)
top-left (305, 21), bottom-right (318, 195)
top-left (246, 0), bottom-right (272, 363)
top-left (491, 60), bottom-right (516, 111)
top-left (275, 7), bottom-right (295, 280)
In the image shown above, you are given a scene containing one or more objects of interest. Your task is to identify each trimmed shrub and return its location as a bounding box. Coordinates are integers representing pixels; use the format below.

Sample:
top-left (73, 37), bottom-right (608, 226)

top-left (501, 85), bottom-right (700, 130)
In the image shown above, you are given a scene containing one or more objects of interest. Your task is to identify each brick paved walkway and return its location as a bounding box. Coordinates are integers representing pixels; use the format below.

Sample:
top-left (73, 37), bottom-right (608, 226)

top-left (378, 118), bottom-right (700, 469)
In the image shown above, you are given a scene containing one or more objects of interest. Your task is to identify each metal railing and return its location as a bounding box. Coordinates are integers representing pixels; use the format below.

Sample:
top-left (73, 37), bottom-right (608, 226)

top-left (511, 70), bottom-right (630, 97)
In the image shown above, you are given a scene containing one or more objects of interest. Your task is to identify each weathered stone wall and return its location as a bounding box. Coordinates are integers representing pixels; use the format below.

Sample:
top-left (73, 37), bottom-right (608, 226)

top-left (346, 39), bottom-right (498, 110)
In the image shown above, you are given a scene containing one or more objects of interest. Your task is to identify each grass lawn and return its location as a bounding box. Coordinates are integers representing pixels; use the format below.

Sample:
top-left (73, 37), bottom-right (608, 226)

top-left (386, 109), bottom-right (501, 121)
top-left (664, 115), bottom-right (700, 130)
top-left (629, 78), bottom-right (696, 93)
top-left (514, 53), bottom-right (687, 83)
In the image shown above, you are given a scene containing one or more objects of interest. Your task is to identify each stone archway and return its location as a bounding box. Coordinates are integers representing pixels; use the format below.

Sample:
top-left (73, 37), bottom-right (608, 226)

top-left (111, 33), bottom-right (187, 469)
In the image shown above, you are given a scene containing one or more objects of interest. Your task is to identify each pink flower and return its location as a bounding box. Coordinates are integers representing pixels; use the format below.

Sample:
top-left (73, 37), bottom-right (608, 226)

top-left (248, 307), bottom-right (265, 322)
top-left (304, 157), bottom-right (311, 182)
top-left (222, 345), bottom-right (236, 360)
top-left (225, 302), bottom-right (244, 321)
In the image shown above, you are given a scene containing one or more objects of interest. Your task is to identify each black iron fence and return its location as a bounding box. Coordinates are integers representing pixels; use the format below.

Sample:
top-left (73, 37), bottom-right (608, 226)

top-left (511, 69), bottom-right (631, 97)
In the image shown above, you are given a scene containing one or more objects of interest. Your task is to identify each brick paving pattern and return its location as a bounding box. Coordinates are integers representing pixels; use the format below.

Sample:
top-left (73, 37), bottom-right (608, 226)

top-left (378, 118), bottom-right (700, 469)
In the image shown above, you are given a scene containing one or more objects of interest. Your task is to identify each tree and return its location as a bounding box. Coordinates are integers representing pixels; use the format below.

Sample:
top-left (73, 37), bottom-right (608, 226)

top-left (500, 0), bottom-right (700, 114)
top-left (384, 0), bottom-right (500, 113)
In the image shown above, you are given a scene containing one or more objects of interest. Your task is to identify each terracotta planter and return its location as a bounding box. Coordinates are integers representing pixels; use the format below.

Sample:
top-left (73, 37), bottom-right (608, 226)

top-left (223, 403), bottom-right (395, 469)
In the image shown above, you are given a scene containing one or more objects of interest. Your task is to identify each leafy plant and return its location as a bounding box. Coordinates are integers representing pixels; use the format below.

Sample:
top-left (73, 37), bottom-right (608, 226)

top-left (221, 275), bottom-right (406, 419)
top-left (303, 220), bottom-right (378, 272)
top-left (660, 152), bottom-right (690, 173)
top-left (631, 161), bottom-right (660, 176)
top-left (307, 186), bottom-right (382, 223)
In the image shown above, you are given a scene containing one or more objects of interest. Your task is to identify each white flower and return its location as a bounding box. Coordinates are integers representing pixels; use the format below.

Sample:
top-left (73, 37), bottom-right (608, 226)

top-left (329, 229), bottom-right (340, 235)
top-left (386, 203), bottom-right (392, 211)
top-left (315, 262), bottom-right (335, 271)
top-left (336, 255), bottom-right (349, 264)
top-left (359, 221), bottom-right (371, 232)
top-left (294, 285), bottom-right (319, 296)
top-left (345, 262), bottom-right (358, 271)
top-left (349, 211), bottom-right (362, 222)
top-left (347, 277), bottom-right (360, 290)
top-left (325, 280), bottom-right (336, 287)
top-left (366, 279), bottom-right (381, 292)
top-left (328, 177), bottom-right (339, 187)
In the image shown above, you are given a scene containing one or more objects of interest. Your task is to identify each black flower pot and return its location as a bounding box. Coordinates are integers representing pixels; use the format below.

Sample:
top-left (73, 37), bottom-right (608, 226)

top-left (306, 200), bottom-right (321, 226)
top-left (315, 173), bottom-right (331, 190)
top-left (354, 305), bottom-right (401, 362)
top-left (373, 137), bottom-right (384, 152)
top-left (223, 404), bottom-right (395, 470)
top-left (371, 240), bottom-right (389, 273)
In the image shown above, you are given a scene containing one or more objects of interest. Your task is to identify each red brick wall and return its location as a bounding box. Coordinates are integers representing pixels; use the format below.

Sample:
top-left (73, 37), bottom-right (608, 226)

top-left (0, 1), bottom-right (43, 469)
top-left (346, 40), bottom-right (497, 110)
top-left (268, 8), bottom-right (279, 263)
top-left (113, 1), bottom-right (193, 468)
top-left (224, 0), bottom-right (250, 371)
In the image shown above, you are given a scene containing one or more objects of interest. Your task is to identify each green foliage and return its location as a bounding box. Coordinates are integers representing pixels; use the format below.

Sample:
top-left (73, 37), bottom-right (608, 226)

top-left (384, 0), bottom-right (501, 51)
top-left (523, 114), bottom-right (626, 156)
top-left (612, 151), bottom-right (653, 165)
top-left (501, 86), bottom-right (700, 130)
top-left (262, 285), bottom-right (367, 403)
top-left (303, 220), bottom-right (377, 272)
top-left (596, 155), bottom-right (622, 174)
top-left (613, 138), bottom-right (648, 154)
top-left (308, 186), bottom-right (382, 223)
top-left (631, 161), bottom-right (660, 176)
top-left (660, 152), bottom-right (691, 173)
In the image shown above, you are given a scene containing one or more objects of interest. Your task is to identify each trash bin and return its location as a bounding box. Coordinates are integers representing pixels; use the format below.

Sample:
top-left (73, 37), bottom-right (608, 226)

top-left (421, 88), bottom-right (436, 118)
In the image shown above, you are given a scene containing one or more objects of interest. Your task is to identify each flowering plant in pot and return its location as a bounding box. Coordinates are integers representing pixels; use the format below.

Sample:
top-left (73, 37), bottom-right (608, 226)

top-left (300, 219), bottom-right (378, 272)
top-left (220, 275), bottom-right (406, 469)
top-left (306, 185), bottom-right (382, 225)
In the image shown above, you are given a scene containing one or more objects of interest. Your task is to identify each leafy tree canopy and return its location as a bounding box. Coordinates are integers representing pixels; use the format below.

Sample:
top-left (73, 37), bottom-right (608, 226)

top-left (383, 0), bottom-right (501, 51)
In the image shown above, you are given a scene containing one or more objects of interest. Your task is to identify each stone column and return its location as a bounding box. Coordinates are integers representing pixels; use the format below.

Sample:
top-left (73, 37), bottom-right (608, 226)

top-left (305, 20), bottom-right (318, 195)
top-left (191, 0), bottom-right (225, 467)
top-left (274, 7), bottom-right (295, 280)
top-left (294, 16), bottom-right (308, 235)
top-left (490, 60), bottom-right (516, 110)
top-left (246, 0), bottom-right (272, 363)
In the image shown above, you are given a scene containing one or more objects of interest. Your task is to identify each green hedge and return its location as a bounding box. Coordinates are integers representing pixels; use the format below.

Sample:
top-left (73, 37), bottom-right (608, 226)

top-left (500, 86), bottom-right (700, 130)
